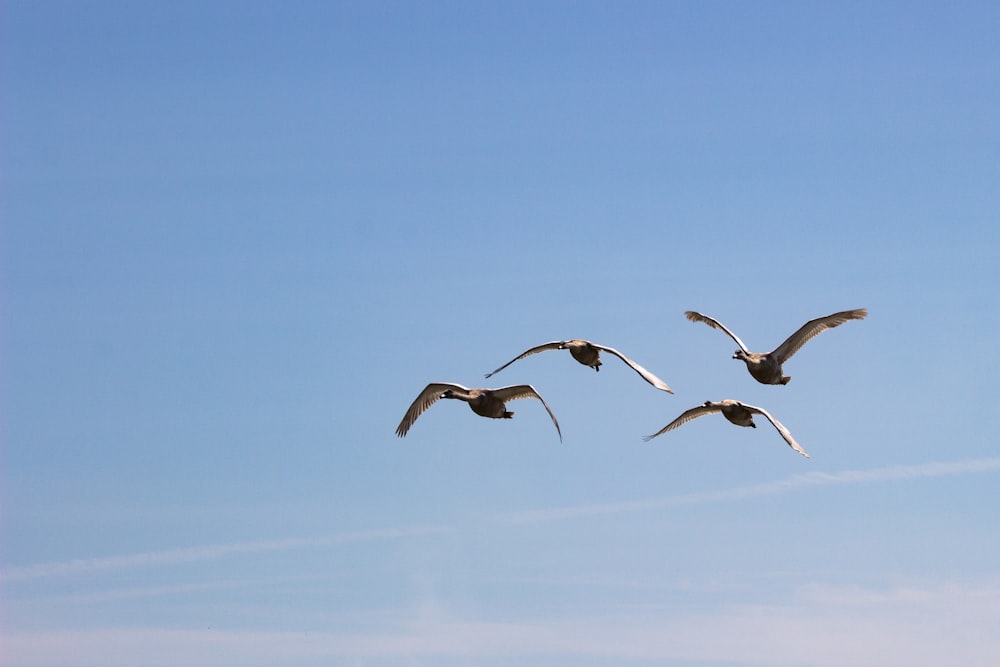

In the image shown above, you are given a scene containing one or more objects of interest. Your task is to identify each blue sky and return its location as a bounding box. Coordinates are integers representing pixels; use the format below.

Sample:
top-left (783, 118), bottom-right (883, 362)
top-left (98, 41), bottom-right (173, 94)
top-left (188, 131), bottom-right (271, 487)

top-left (3, 2), bottom-right (999, 665)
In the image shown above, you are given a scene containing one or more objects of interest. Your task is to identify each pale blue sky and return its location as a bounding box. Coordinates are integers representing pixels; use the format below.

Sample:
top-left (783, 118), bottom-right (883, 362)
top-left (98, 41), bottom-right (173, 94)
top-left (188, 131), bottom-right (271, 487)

top-left (3, 2), bottom-right (999, 666)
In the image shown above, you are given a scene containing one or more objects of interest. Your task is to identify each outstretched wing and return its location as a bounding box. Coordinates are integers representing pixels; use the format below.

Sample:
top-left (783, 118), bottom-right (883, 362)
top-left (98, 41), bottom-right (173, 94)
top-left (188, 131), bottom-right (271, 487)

top-left (684, 311), bottom-right (751, 354)
top-left (395, 382), bottom-right (467, 437)
top-left (484, 342), bottom-right (566, 378)
top-left (742, 403), bottom-right (810, 458)
top-left (770, 308), bottom-right (867, 363)
top-left (492, 384), bottom-right (562, 442)
top-left (642, 403), bottom-right (720, 441)
top-left (594, 344), bottom-right (673, 393)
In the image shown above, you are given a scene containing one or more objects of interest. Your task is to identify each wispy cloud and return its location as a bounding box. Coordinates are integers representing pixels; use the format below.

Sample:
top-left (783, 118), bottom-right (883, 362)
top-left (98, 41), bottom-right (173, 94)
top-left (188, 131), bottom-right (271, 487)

top-left (0, 524), bottom-right (451, 583)
top-left (5, 580), bottom-right (1000, 667)
top-left (11, 574), bottom-right (332, 606)
top-left (494, 457), bottom-right (1000, 524)
top-left (6, 457), bottom-right (998, 586)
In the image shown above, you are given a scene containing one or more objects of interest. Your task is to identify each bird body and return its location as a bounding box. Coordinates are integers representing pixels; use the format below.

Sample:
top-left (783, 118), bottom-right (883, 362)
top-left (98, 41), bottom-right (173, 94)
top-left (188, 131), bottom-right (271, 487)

top-left (734, 351), bottom-right (786, 386)
top-left (685, 309), bottom-right (867, 384)
top-left (485, 339), bottom-right (673, 393)
top-left (644, 399), bottom-right (809, 458)
top-left (395, 383), bottom-right (562, 441)
top-left (564, 340), bottom-right (603, 369)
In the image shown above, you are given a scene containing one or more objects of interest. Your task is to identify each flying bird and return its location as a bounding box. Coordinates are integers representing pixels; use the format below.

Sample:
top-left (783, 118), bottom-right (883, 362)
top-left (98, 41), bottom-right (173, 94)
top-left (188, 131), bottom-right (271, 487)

top-left (684, 308), bottom-right (867, 385)
top-left (484, 339), bottom-right (673, 393)
top-left (395, 383), bottom-right (562, 441)
top-left (643, 399), bottom-right (809, 458)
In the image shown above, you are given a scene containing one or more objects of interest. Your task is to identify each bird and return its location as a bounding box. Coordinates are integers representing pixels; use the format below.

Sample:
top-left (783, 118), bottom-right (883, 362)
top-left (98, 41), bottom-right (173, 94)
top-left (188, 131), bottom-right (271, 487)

top-left (395, 382), bottom-right (562, 441)
top-left (684, 308), bottom-right (867, 385)
top-left (643, 399), bottom-right (809, 458)
top-left (484, 339), bottom-right (673, 393)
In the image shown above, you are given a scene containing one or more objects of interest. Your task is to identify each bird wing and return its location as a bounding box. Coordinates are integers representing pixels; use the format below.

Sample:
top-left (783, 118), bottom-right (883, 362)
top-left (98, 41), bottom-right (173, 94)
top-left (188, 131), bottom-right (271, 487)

top-left (491, 384), bottom-right (562, 442)
top-left (642, 403), bottom-right (720, 441)
top-left (770, 308), bottom-right (868, 363)
top-left (484, 342), bottom-right (567, 378)
top-left (593, 344), bottom-right (674, 393)
top-left (395, 382), bottom-right (467, 437)
top-left (741, 403), bottom-right (810, 458)
top-left (684, 311), bottom-right (751, 354)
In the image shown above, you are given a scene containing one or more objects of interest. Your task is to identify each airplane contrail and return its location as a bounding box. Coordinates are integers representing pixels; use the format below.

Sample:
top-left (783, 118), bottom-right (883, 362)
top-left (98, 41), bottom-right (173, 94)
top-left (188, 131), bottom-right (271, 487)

top-left (494, 457), bottom-right (1000, 524)
top-left (0, 524), bottom-right (451, 583)
top-left (6, 458), bottom-right (998, 582)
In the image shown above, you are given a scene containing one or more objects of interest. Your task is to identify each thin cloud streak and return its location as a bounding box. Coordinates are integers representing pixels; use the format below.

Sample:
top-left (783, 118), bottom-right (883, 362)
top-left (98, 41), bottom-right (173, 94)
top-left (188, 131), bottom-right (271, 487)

top-left (6, 458), bottom-right (997, 584)
top-left (6, 581), bottom-right (1000, 667)
top-left (494, 457), bottom-right (1000, 524)
top-left (10, 574), bottom-right (331, 606)
top-left (0, 524), bottom-right (451, 583)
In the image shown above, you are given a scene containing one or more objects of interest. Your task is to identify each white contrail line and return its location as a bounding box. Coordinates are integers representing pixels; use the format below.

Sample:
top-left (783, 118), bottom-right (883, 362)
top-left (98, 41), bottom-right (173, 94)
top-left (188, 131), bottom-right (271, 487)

top-left (6, 458), bottom-right (998, 583)
top-left (0, 524), bottom-right (451, 583)
top-left (494, 457), bottom-right (1000, 524)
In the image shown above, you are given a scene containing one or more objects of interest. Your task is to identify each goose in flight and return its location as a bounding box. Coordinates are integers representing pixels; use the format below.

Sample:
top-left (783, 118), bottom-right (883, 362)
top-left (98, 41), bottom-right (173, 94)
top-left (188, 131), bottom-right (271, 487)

top-left (643, 399), bottom-right (809, 458)
top-left (485, 340), bottom-right (673, 393)
top-left (684, 308), bottom-right (867, 385)
top-left (396, 383), bottom-right (562, 441)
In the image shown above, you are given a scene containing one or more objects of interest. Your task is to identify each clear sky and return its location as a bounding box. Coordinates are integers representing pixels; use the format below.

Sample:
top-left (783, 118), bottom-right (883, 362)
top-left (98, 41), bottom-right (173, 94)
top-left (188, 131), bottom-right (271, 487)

top-left (3, 2), bottom-right (999, 666)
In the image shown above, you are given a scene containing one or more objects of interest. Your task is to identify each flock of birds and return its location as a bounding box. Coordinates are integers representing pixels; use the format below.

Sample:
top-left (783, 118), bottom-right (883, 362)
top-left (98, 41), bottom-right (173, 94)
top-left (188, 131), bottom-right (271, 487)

top-left (396, 308), bottom-right (868, 458)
